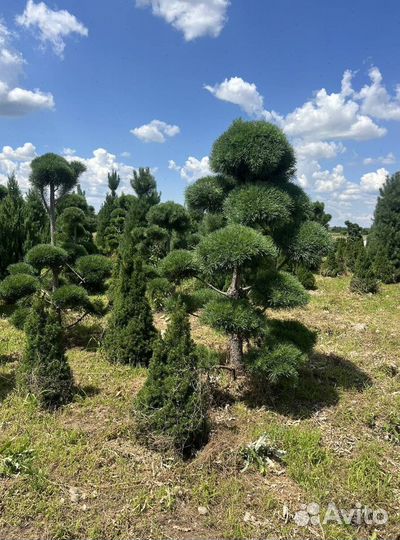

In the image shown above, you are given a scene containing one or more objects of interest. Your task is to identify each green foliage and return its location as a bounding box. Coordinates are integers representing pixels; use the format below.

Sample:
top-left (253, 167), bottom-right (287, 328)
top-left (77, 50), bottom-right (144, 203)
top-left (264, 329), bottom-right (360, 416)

top-left (52, 285), bottom-right (92, 312)
top-left (223, 184), bottom-right (293, 229)
top-left (23, 189), bottom-right (49, 252)
top-left (146, 277), bottom-right (175, 311)
top-left (250, 270), bottom-right (309, 309)
top-left (75, 255), bottom-right (113, 292)
top-left (198, 212), bottom-right (226, 234)
top-left (0, 174), bottom-right (26, 277)
top-left (197, 224), bottom-right (277, 273)
top-left (7, 262), bottom-right (35, 276)
top-left (368, 172), bottom-right (400, 282)
top-left (26, 244), bottom-right (67, 271)
top-left (350, 249), bottom-right (379, 294)
top-left (246, 342), bottom-right (307, 385)
top-left (0, 274), bottom-right (39, 303)
top-left (107, 170), bottom-right (120, 198)
top-left (210, 119), bottom-right (295, 183)
top-left (321, 251), bottom-right (341, 277)
top-left (29, 153), bottom-right (80, 195)
top-left (104, 255), bottom-right (157, 366)
top-left (134, 302), bottom-right (209, 456)
top-left (96, 194), bottom-right (117, 251)
top-left (147, 202), bottom-right (191, 251)
top-left (345, 236), bottom-right (364, 272)
top-left (201, 298), bottom-right (265, 338)
top-left (17, 296), bottom-right (74, 408)
top-left (295, 266), bottom-right (316, 290)
top-left (185, 175), bottom-right (235, 214)
top-left (288, 221), bottom-right (332, 268)
top-left (266, 319), bottom-right (317, 355)
top-left (9, 306), bottom-right (31, 330)
top-left (311, 201), bottom-right (332, 229)
top-left (372, 247), bottom-right (397, 284)
top-left (131, 167), bottom-right (160, 207)
top-left (159, 249), bottom-right (198, 283)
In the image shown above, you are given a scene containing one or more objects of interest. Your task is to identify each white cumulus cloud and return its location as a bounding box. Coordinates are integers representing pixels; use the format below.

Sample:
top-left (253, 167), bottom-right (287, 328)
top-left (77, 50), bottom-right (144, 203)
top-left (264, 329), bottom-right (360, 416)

top-left (363, 152), bottom-right (395, 165)
top-left (131, 119), bottom-right (180, 143)
top-left (16, 0), bottom-right (88, 57)
top-left (136, 0), bottom-right (230, 41)
top-left (295, 141), bottom-right (346, 160)
top-left (360, 167), bottom-right (389, 192)
top-left (358, 67), bottom-right (400, 121)
top-left (0, 20), bottom-right (54, 116)
top-left (0, 142), bottom-right (37, 189)
top-left (205, 77), bottom-right (265, 116)
top-left (169, 155), bottom-right (212, 182)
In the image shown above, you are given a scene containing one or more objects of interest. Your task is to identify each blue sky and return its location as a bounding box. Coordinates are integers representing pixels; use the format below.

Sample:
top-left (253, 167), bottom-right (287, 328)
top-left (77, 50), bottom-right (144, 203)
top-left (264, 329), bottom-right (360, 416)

top-left (1, 0), bottom-right (400, 226)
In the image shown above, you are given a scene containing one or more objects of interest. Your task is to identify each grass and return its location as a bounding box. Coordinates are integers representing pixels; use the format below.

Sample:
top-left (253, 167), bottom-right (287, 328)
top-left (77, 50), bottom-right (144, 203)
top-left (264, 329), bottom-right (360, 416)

top-left (0, 276), bottom-right (399, 539)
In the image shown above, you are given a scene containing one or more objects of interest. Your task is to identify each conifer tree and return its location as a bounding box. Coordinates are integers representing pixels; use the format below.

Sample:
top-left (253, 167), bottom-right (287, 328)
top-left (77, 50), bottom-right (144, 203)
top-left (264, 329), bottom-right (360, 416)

top-left (104, 248), bottom-right (157, 366)
top-left (158, 120), bottom-right (332, 379)
top-left (17, 296), bottom-right (74, 408)
top-left (350, 248), bottom-right (379, 294)
top-left (344, 220), bottom-right (364, 272)
top-left (368, 171), bottom-right (400, 283)
top-left (134, 301), bottom-right (209, 456)
top-left (0, 174), bottom-right (26, 277)
top-left (131, 167), bottom-right (160, 208)
top-left (23, 189), bottom-right (49, 252)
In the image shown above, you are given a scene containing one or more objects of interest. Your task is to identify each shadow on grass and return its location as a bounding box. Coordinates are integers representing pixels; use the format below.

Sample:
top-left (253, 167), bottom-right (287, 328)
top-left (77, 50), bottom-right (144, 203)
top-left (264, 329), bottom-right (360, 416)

top-left (66, 321), bottom-right (104, 351)
top-left (74, 384), bottom-right (101, 400)
top-left (0, 371), bottom-right (15, 402)
top-left (243, 352), bottom-right (373, 419)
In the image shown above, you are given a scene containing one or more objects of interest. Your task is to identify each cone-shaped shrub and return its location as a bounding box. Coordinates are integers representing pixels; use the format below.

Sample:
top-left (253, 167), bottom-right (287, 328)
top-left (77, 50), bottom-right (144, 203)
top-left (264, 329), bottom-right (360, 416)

top-left (134, 301), bottom-right (209, 456)
top-left (350, 249), bottom-right (379, 294)
top-left (372, 248), bottom-right (397, 284)
top-left (17, 296), bottom-right (73, 408)
top-left (104, 254), bottom-right (157, 365)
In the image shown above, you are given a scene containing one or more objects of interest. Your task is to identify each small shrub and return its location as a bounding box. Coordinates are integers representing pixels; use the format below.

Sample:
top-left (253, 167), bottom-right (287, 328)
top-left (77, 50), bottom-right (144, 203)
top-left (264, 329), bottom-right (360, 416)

top-left (9, 305), bottom-right (31, 330)
top-left (146, 277), bottom-right (174, 311)
top-left (350, 249), bottom-right (379, 294)
top-left (17, 296), bottom-right (74, 408)
top-left (0, 274), bottom-right (39, 303)
top-left (295, 265), bottom-right (316, 290)
top-left (134, 301), bottom-right (209, 456)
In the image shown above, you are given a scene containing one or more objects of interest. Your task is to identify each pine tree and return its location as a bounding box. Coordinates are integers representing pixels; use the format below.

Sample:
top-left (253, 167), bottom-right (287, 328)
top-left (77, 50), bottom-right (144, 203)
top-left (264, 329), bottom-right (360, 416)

top-left (17, 296), bottom-right (74, 408)
top-left (104, 251), bottom-right (157, 366)
top-left (344, 220), bottom-right (364, 272)
top-left (0, 174), bottom-right (26, 277)
top-left (350, 248), bottom-right (379, 294)
top-left (131, 167), bottom-right (160, 208)
top-left (368, 172), bottom-right (400, 282)
top-left (134, 301), bottom-right (209, 456)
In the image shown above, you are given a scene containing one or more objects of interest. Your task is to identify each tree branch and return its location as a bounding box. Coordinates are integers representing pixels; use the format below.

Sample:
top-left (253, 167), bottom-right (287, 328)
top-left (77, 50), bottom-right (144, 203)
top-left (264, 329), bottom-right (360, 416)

top-left (197, 277), bottom-right (230, 298)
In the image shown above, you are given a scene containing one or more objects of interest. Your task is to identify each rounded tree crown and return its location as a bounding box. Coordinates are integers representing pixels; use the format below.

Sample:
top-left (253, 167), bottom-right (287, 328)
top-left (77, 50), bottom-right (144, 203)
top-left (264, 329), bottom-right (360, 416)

top-left (29, 153), bottom-right (78, 192)
top-left (210, 119), bottom-right (296, 183)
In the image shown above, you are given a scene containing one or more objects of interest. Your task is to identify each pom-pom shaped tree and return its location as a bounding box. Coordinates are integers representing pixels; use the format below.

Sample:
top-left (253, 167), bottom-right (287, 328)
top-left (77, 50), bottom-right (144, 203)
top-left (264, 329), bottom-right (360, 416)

top-left (159, 120), bottom-right (332, 379)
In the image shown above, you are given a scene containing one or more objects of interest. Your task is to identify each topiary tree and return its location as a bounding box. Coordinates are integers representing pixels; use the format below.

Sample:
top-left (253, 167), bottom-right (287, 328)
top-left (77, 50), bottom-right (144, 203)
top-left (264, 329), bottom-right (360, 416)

top-left (368, 172), bottom-right (400, 283)
top-left (75, 254), bottom-right (113, 293)
top-left (29, 153), bottom-right (86, 245)
top-left (147, 201), bottom-right (191, 252)
top-left (158, 120), bottom-right (332, 380)
top-left (0, 173), bottom-right (26, 277)
top-left (134, 300), bottom-right (209, 456)
top-left (350, 248), bottom-right (379, 294)
top-left (17, 295), bottom-right (74, 408)
top-left (26, 243), bottom-right (68, 291)
top-left (104, 249), bottom-right (157, 366)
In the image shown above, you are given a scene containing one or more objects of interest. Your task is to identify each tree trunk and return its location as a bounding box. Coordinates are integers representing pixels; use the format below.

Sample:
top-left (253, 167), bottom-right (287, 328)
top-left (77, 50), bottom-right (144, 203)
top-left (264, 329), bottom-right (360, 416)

top-left (229, 334), bottom-right (244, 377)
top-left (227, 266), bottom-right (245, 374)
top-left (49, 184), bottom-right (56, 246)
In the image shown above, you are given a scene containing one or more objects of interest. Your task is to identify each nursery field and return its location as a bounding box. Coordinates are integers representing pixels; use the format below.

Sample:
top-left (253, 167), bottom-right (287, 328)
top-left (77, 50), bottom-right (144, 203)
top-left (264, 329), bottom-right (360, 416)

top-left (1, 275), bottom-right (399, 540)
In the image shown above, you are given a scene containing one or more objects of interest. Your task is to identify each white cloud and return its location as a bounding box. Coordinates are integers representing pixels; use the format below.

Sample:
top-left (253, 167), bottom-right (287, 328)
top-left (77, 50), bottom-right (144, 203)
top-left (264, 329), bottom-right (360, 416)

top-left (295, 141), bottom-right (346, 160)
top-left (313, 164), bottom-right (346, 193)
top-left (62, 147), bottom-right (76, 156)
top-left (0, 142), bottom-right (37, 189)
top-left (16, 0), bottom-right (88, 57)
top-left (358, 67), bottom-right (400, 121)
top-left (136, 0), bottom-right (230, 41)
top-left (65, 148), bottom-right (133, 202)
top-left (131, 119), bottom-right (180, 143)
top-left (169, 155), bottom-right (212, 182)
top-left (120, 151), bottom-right (131, 158)
top-left (205, 77), bottom-right (265, 116)
top-left (360, 167), bottom-right (389, 192)
top-left (363, 152), bottom-right (395, 165)
top-left (0, 20), bottom-right (54, 116)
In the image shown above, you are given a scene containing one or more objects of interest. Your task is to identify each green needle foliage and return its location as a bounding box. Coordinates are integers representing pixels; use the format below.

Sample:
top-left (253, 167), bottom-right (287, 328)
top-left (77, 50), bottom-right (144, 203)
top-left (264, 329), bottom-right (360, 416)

top-left (104, 252), bottom-right (157, 366)
top-left (17, 296), bottom-right (74, 409)
top-left (134, 301), bottom-right (209, 456)
top-left (368, 172), bottom-right (400, 283)
top-left (350, 248), bottom-right (379, 294)
top-left (0, 174), bottom-right (26, 277)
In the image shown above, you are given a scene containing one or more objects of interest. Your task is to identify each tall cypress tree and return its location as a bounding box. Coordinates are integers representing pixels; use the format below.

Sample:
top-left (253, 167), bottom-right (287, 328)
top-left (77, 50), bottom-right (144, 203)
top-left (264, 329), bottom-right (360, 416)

top-left (0, 174), bottom-right (26, 277)
top-left (350, 248), bottom-right (379, 294)
top-left (368, 172), bottom-right (400, 283)
top-left (134, 301), bottom-right (209, 456)
top-left (104, 249), bottom-right (157, 366)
